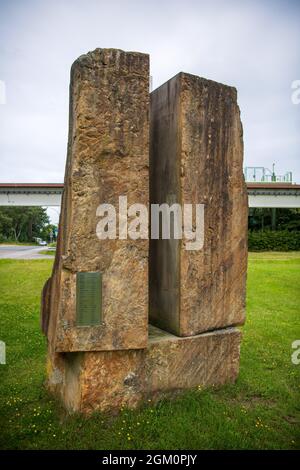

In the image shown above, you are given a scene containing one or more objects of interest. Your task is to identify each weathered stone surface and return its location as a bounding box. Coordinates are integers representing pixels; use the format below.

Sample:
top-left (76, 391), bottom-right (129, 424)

top-left (41, 49), bottom-right (149, 351)
top-left (42, 55), bottom-right (245, 413)
top-left (149, 72), bottom-right (248, 336)
top-left (47, 326), bottom-right (241, 412)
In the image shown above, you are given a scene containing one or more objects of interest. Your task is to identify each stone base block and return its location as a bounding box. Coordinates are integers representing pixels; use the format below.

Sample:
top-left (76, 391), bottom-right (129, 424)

top-left (47, 326), bottom-right (241, 413)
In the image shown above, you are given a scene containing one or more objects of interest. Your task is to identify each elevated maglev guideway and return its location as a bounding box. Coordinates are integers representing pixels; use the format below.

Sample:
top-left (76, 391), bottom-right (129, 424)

top-left (247, 182), bottom-right (300, 208)
top-left (0, 182), bottom-right (300, 208)
top-left (0, 183), bottom-right (63, 206)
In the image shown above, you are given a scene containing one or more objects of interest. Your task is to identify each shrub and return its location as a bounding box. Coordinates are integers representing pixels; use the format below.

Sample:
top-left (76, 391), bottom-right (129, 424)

top-left (248, 230), bottom-right (300, 251)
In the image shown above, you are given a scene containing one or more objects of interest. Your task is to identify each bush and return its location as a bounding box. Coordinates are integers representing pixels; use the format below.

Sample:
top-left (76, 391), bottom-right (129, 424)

top-left (248, 230), bottom-right (300, 251)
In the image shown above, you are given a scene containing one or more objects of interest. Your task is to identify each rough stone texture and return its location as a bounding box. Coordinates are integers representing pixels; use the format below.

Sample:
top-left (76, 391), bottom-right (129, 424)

top-left (41, 49), bottom-right (149, 352)
top-left (47, 326), bottom-right (241, 413)
top-left (149, 72), bottom-right (248, 336)
top-left (42, 55), bottom-right (246, 413)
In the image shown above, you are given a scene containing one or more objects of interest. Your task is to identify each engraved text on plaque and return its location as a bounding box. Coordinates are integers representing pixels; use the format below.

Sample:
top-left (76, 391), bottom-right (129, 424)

top-left (76, 272), bottom-right (102, 326)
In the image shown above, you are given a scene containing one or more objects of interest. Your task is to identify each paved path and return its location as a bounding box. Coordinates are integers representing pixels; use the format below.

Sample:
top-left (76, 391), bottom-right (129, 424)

top-left (0, 245), bottom-right (53, 260)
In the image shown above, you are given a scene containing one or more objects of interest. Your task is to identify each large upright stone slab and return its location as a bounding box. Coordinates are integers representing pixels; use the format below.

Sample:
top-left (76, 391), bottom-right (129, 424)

top-left (41, 54), bottom-right (246, 414)
top-left (42, 48), bottom-right (149, 352)
top-left (149, 72), bottom-right (248, 336)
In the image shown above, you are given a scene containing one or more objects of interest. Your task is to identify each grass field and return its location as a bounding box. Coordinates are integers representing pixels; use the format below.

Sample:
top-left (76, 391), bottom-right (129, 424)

top-left (0, 253), bottom-right (299, 449)
top-left (38, 250), bottom-right (55, 256)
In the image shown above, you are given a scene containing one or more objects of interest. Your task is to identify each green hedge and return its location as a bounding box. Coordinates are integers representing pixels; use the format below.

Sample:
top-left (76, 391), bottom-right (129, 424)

top-left (248, 230), bottom-right (300, 251)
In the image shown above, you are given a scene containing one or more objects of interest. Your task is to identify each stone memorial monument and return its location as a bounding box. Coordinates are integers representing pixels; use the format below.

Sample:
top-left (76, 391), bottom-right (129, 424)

top-left (41, 48), bottom-right (248, 413)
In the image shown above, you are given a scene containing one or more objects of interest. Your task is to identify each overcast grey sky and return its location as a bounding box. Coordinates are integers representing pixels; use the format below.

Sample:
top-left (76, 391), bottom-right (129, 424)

top-left (0, 0), bottom-right (299, 220)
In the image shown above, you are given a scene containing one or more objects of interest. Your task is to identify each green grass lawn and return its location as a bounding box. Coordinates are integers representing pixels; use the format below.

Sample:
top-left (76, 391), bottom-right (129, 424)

top-left (0, 253), bottom-right (299, 449)
top-left (38, 250), bottom-right (56, 256)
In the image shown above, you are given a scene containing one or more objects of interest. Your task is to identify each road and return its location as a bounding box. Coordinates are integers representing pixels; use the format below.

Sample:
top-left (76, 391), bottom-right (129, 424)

top-left (0, 245), bottom-right (53, 259)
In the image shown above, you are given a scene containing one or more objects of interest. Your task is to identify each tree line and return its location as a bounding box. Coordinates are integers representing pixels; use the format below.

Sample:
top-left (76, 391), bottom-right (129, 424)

top-left (0, 207), bottom-right (57, 243)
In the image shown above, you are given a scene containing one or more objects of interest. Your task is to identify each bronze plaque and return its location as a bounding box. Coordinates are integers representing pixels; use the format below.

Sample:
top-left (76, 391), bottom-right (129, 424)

top-left (76, 272), bottom-right (102, 326)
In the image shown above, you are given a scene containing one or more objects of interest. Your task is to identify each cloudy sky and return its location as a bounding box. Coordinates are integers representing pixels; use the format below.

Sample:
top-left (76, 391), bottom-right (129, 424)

top-left (0, 0), bottom-right (299, 221)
